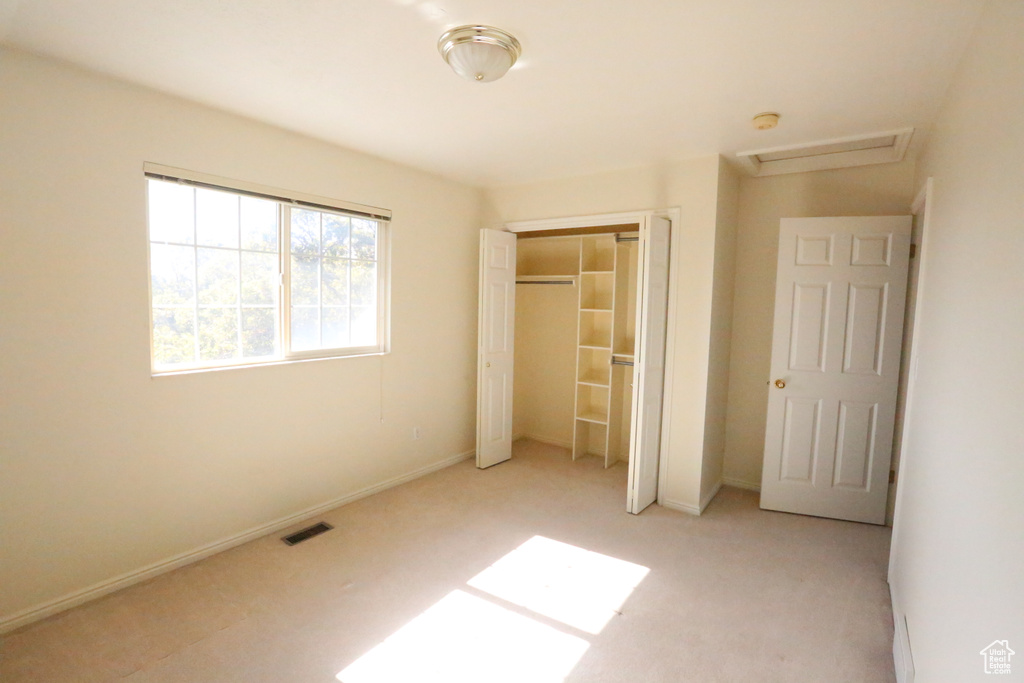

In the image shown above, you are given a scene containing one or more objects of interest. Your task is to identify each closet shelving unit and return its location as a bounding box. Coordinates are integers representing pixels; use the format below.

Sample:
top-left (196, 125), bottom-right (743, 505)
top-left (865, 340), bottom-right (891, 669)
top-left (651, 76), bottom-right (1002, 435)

top-left (572, 234), bottom-right (637, 467)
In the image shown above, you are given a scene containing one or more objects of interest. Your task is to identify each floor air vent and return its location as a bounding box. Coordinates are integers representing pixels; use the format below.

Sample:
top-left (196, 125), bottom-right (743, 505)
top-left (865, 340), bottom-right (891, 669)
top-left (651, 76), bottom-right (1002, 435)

top-left (282, 522), bottom-right (333, 546)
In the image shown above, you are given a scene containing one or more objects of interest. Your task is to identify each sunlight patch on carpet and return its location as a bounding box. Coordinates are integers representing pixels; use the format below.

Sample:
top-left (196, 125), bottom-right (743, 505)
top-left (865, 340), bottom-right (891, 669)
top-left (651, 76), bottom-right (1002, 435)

top-left (468, 535), bottom-right (650, 635)
top-left (336, 589), bottom-right (588, 683)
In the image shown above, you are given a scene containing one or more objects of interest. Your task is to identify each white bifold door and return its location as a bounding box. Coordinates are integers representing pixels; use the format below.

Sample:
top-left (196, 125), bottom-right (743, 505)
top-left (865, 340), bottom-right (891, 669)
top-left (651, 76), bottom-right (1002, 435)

top-left (760, 216), bottom-right (911, 524)
top-left (476, 229), bottom-right (517, 469)
top-left (626, 216), bottom-right (671, 514)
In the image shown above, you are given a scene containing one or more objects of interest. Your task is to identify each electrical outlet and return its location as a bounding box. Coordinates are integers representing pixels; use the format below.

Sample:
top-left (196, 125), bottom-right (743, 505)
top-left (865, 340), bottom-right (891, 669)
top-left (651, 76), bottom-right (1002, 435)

top-left (412, 427), bottom-right (422, 440)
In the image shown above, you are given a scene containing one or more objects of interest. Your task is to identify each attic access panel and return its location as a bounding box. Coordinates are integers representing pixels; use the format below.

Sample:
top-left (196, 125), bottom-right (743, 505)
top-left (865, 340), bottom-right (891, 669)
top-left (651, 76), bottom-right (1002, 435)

top-left (736, 128), bottom-right (914, 176)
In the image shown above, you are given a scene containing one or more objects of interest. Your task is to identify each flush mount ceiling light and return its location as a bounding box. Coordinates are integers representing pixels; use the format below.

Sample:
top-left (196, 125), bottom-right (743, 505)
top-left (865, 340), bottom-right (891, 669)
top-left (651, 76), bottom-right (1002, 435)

top-left (438, 25), bottom-right (521, 83)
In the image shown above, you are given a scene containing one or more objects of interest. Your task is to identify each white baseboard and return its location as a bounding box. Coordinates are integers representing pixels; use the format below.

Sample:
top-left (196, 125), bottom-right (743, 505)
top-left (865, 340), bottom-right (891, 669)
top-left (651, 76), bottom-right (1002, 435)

top-left (0, 449), bottom-right (474, 634)
top-left (660, 480), bottom-right (723, 516)
top-left (722, 476), bottom-right (761, 492)
top-left (660, 498), bottom-right (700, 515)
top-left (890, 583), bottom-right (915, 683)
top-left (700, 480), bottom-right (723, 513)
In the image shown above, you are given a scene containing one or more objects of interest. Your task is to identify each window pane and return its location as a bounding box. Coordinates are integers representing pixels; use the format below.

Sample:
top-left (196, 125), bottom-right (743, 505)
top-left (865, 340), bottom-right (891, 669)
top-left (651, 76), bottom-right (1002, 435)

top-left (322, 258), bottom-right (349, 305)
top-left (291, 255), bottom-right (319, 306)
top-left (196, 188), bottom-right (239, 248)
top-left (242, 307), bottom-right (277, 357)
top-left (240, 196), bottom-right (278, 252)
top-left (153, 307), bottom-right (195, 367)
top-left (197, 248), bottom-right (239, 305)
top-left (351, 261), bottom-right (376, 307)
top-left (151, 244), bottom-right (195, 306)
top-left (323, 214), bottom-right (350, 258)
top-left (323, 307), bottom-right (349, 348)
top-left (291, 307), bottom-right (319, 351)
top-left (291, 208), bottom-right (320, 256)
top-left (241, 252), bottom-right (277, 306)
top-left (351, 306), bottom-right (376, 346)
top-left (148, 180), bottom-right (194, 245)
top-left (351, 219), bottom-right (377, 259)
top-left (198, 308), bottom-right (239, 361)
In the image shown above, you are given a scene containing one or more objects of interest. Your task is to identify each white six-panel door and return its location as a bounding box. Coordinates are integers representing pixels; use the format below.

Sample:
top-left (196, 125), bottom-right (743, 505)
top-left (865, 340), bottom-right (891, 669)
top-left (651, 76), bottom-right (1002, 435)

top-left (476, 229), bottom-right (517, 468)
top-left (760, 216), bottom-right (911, 524)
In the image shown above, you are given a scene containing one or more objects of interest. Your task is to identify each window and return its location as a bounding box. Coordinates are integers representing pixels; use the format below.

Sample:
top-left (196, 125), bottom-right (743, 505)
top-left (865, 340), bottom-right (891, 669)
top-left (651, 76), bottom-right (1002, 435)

top-left (146, 165), bottom-right (390, 373)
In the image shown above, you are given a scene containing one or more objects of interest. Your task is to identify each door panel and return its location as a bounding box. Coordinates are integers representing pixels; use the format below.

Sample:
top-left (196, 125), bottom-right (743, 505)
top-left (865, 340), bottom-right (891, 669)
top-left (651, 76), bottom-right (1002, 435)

top-left (789, 283), bottom-right (830, 372)
top-left (761, 216), bottom-right (910, 524)
top-left (477, 230), bottom-right (516, 469)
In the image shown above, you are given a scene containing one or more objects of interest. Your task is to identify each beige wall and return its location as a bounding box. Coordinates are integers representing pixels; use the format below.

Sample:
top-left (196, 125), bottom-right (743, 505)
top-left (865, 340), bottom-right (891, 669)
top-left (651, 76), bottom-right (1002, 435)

top-left (485, 156), bottom-right (732, 513)
top-left (890, 1), bottom-right (1024, 678)
top-left (513, 276), bottom-right (578, 447)
top-left (700, 161), bottom-right (739, 507)
top-left (722, 160), bottom-right (917, 491)
top-left (0, 48), bottom-right (483, 626)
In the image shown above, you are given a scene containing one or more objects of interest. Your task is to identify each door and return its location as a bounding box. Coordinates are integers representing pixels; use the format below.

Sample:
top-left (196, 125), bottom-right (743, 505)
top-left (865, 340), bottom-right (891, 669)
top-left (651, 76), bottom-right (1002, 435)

top-left (476, 229), bottom-right (517, 468)
top-left (627, 215), bottom-right (671, 514)
top-left (760, 216), bottom-right (911, 524)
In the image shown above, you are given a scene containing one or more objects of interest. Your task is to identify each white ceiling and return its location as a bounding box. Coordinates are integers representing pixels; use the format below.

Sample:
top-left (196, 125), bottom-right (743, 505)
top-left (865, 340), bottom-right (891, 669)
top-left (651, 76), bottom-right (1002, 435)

top-left (0, 0), bottom-right (985, 187)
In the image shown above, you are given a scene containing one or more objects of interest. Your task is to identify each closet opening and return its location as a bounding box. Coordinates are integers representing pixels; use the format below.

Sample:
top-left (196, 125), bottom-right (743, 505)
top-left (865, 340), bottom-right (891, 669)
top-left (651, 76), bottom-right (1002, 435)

top-left (477, 211), bottom-right (675, 514)
top-left (513, 228), bottom-right (640, 468)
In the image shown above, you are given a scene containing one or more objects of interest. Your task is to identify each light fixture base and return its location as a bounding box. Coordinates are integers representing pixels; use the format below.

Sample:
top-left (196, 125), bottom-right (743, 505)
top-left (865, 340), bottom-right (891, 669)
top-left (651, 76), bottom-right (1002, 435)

top-left (438, 25), bottom-right (521, 83)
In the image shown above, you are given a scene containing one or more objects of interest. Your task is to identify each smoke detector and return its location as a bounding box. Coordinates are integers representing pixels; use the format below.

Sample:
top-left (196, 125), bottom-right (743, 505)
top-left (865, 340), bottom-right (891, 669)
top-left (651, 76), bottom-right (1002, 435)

top-left (752, 112), bottom-right (780, 130)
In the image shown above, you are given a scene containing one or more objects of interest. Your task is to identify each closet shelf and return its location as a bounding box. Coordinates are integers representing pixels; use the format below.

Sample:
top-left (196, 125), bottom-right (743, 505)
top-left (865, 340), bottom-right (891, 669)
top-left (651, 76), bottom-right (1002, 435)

top-left (581, 270), bottom-right (614, 275)
top-left (578, 344), bottom-right (612, 351)
top-left (580, 307), bottom-right (612, 313)
top-left (577, 379), bottom-right (610, 388)
top-left (515, 274), bottom-right (578, 285)
top-left (576, 412), bottom-right (609, 425)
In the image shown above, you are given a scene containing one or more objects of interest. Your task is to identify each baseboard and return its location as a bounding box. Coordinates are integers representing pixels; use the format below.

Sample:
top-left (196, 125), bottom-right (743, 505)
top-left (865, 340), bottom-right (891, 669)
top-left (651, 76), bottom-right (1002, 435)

top-left (700, 480), bottom-right (723, 513)
top-left (0, 449), bottom-right (474, 634)
top-left (516, 433), bottom-right (573, 450)
top-left (660, 498), bottom-right (701, 516)
top-left (722, 476), bottom-right (761, 492)
top-left (891, 583), bottom-right (915, 683)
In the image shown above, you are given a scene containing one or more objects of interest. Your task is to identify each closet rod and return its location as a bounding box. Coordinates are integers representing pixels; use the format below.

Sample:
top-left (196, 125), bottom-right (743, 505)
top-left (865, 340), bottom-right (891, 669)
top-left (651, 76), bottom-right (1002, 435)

top-left (611, 358), bottom-right (634, 366)
top-left (615, 234), bottom-right (639, 242)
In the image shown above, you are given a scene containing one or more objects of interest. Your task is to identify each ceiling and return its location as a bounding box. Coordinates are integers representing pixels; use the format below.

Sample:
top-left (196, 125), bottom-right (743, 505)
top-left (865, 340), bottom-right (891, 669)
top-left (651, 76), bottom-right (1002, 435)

top-left (0, 0), bottom-right (985, 187)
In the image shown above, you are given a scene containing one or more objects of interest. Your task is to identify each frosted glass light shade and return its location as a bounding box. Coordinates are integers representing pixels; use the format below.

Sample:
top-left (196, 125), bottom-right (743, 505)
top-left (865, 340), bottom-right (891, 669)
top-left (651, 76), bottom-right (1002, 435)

top-left (438, 25), bottom-right (521, 83)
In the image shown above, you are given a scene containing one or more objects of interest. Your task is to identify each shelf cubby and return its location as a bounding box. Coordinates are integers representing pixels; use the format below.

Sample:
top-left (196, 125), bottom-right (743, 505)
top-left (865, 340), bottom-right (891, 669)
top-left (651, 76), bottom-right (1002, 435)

top-left (580, 271), bottom-right (614, 310)
top-left (578, 309), bottom-right (612, 349)
top-left (575, 384), bottom-right (610, 423)
top-left (581, 235), bottom-right (616, 273)
top-left (573, 420), bottom-right (608, 460)
top-left (577, 347), bottom-right (611, 386)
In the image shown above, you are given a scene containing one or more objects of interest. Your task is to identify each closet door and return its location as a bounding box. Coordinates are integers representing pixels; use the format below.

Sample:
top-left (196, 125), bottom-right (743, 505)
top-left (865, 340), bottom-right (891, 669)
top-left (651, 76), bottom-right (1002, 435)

top-left (477, 230), bottom-right (517, 468)
top-left (627, 216), bottom-right (671, 513)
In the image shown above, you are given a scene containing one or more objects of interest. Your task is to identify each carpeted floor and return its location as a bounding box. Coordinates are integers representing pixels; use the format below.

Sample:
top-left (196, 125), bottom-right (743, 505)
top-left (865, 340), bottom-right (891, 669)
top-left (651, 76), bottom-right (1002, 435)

top-left (0, 439), bottom-right (896, 682)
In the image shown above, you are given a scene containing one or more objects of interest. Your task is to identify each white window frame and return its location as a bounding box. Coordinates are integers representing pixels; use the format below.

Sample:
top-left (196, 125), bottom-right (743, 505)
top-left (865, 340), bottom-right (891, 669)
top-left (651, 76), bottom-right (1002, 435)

top-left (145, 163), bottom-right (391, 375)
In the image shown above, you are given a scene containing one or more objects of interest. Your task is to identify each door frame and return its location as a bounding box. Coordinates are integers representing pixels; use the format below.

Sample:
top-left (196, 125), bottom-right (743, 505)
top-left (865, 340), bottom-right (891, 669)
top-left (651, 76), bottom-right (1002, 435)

top-left (889, 178), bottom-right (933, 578)
top-left (504, 207), bottom-right (681, 507)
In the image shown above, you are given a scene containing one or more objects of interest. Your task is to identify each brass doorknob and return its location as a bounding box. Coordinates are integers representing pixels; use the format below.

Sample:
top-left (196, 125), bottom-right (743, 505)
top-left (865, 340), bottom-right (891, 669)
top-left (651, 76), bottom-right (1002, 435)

top-left (774, 379), bottom-right (786, 389)
top-left (486, 362), bottom-right (491, 368)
